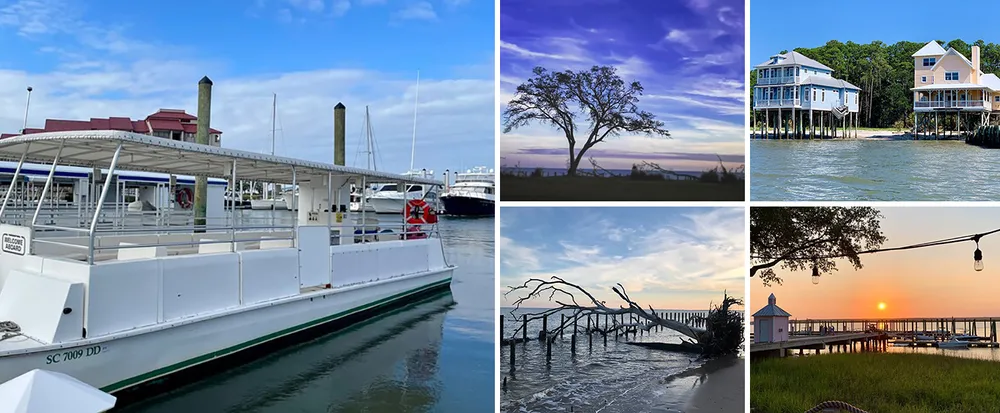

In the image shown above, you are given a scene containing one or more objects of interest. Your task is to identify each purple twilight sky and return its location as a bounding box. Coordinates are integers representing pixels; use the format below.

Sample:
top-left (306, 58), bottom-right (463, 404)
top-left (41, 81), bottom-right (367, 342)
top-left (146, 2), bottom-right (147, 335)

top-left (499, 0), bottom-right (745, 171)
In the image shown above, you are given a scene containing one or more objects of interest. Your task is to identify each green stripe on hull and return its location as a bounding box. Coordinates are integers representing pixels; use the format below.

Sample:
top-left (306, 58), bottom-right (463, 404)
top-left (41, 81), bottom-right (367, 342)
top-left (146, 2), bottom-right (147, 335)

top-left (101, 277), bottom-right (452, 393)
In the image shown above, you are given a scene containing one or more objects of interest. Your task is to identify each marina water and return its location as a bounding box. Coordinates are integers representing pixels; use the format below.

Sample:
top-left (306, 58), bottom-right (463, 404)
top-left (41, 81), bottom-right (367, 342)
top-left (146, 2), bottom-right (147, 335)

top-left (750, 140), bottom-right (1000, 201)
top-left (500, 308), bottom-right (716, 413)
top-left (117, 213), bottom-right (495, 412)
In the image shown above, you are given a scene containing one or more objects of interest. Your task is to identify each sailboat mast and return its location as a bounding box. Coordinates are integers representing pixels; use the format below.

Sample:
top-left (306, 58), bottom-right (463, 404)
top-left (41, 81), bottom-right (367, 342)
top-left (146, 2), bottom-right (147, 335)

top-left (270, 93), bottom-right (276, 199)
top-left (409, 71), bottom-right (419, 172)
top-left (365, 106), bottom-right (372, 171)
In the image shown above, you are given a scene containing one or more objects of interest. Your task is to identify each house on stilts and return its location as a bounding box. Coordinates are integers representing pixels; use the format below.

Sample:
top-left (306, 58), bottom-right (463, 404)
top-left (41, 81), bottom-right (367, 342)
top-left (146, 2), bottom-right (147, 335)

top-left (911, 41), bottom-right (1000, 138)
top-left (752, 51), bottom-right (862, 139)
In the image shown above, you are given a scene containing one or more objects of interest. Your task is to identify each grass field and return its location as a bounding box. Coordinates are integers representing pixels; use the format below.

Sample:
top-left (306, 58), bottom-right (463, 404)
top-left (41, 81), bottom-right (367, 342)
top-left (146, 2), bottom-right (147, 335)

top-left (499, 175), bottom-right (744, 201)
top-left (751, 353), bottom-right (1000, 413)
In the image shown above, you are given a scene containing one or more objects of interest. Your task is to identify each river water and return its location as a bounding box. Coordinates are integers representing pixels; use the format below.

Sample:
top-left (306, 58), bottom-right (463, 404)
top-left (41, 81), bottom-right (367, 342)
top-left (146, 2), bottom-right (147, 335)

top-left (750, 140), bottom-right (1000, 201)
top-left (117, 215), bottom-right (495, 413)
top-left (499, 309), bottom-right (717, 413)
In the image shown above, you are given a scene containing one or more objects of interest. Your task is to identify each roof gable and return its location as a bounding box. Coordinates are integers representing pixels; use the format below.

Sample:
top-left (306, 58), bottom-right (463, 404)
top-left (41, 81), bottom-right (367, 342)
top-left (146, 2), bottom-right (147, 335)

top-left (913, 41), bottom-right (947, 57)
top-left (930, 48), bottom-right (973, 71)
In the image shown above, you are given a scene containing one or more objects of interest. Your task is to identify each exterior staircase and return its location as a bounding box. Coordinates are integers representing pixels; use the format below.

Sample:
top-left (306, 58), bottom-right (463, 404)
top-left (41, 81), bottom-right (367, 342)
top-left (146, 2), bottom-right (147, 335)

top-left (832, 104), bottom-right (849, 119)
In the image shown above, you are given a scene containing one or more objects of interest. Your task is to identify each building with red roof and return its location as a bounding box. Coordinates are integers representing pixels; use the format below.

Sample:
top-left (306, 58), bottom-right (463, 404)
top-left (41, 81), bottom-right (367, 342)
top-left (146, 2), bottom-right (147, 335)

top-left (1, 109), bottom-right (223, 146)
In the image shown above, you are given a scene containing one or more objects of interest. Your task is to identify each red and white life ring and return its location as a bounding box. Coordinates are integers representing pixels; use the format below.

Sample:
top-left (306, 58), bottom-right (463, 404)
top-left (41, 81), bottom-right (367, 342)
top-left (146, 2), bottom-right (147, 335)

top-left (404, 199), bottom-right (435, 225)
top-left (175, 188), bottom-right (193, 209)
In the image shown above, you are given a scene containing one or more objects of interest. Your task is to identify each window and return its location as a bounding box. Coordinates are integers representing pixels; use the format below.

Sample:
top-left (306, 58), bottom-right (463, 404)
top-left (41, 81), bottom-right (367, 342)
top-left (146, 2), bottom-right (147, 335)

top-left (921, 76), bottom-right (927, 83)
top-left (946, 71), bottom-right (959, 81)
top-left (822, 91), bottom-right (825, 101)
top-left (923, 57), bottom-right (936, 67)
top-left (813, 90), bottom-right (817, 101)
top-left (994, 96), bottom-right (999, 102)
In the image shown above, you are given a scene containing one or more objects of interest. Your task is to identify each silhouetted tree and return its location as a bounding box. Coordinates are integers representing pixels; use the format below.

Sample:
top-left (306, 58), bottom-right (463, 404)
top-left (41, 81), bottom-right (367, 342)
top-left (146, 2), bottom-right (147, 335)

top-left (502, 66), bottom-right (670, 176)
top-left (750, 207), bottom-right (887, 286)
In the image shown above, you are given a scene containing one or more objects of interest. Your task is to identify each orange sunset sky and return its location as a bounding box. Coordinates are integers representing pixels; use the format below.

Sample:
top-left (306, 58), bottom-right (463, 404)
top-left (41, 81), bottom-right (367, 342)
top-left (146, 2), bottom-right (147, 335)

top-left (751, 207), bottom-right (1000, 320)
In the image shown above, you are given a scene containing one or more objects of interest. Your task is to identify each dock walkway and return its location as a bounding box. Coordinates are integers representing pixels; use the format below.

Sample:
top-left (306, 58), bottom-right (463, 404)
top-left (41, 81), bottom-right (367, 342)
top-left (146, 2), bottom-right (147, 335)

top-left (750, 332), bottom-right (886, 358)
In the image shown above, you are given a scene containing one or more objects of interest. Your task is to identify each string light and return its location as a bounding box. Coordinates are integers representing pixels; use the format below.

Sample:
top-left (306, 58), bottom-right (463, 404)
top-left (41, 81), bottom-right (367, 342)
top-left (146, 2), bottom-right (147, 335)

top-left (812, 264), bottom-right (820, 285)
top-left (974, 235), bottom-right (984, 272)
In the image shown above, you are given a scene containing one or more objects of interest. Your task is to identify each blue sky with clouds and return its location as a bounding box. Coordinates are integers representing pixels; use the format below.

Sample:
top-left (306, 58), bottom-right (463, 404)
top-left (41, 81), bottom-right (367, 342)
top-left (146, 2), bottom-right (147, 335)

top-left (499, 207), bottom-right (744, 310)
top-left (498, 0), bottom-right (745, 172)
top-left (0, 0), bottom-right (493, 175)
top-left (751, 0), bottom-right (1000, 65)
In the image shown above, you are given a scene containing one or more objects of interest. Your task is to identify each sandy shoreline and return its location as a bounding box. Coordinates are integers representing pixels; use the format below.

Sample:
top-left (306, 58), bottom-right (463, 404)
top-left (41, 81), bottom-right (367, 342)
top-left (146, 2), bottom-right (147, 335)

top-left (683, 356), bottom-right (745, 412)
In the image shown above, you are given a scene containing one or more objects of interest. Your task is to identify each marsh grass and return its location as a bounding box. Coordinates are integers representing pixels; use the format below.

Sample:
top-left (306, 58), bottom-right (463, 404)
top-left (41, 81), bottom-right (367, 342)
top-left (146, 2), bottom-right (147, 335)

top-left (751, 353), bottom-right (1000, 413)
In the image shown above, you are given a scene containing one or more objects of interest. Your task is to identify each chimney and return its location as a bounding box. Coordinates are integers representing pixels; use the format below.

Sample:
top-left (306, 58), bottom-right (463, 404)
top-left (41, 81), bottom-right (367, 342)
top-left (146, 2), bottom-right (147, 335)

top-left (973, 46), bottom-right (981, 84)
top-left (334, 103), bottom-right (346, 166)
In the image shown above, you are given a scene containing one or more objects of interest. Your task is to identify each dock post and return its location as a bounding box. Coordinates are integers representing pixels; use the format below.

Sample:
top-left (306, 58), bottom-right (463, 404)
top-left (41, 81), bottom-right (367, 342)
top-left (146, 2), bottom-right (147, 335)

top-left (542, 315), bottom-right (548, 341)
top-left (587, 316), bottom-right (593, 350)
top-left (522, 316), bottom-right (528, 344)
top-left (500, 315), bottom-right (504, 341)
top-left (560, 315), bottom-right (565, 338)
top-left (546, 336), bottom-right (552, 362)
top-left (571, 333), bottom-right (576, 355)
top-left (509, 341), bottom-right (515, 371)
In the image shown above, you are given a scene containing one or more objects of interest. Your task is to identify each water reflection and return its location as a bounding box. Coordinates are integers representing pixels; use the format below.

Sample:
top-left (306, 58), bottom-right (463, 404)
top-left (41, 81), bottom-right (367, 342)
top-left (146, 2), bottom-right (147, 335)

top-left (119, 293), bottom-right (455, 413)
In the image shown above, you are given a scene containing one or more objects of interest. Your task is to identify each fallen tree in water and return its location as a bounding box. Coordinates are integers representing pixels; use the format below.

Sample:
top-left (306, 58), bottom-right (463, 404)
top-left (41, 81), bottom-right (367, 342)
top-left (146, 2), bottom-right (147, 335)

top-left (504, 276), bottom-right (744, 357)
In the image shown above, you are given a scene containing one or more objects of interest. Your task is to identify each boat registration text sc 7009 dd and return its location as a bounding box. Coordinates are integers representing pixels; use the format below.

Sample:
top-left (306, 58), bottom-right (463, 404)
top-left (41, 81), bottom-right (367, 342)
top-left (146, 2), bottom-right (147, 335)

top-left (45, 345), bottom-right (107, 365)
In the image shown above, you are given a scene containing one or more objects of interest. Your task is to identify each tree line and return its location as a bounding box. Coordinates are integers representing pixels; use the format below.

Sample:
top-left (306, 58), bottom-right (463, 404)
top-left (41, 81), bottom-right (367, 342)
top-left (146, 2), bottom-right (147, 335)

top-left (750, 39), bottom-right (1000, 129)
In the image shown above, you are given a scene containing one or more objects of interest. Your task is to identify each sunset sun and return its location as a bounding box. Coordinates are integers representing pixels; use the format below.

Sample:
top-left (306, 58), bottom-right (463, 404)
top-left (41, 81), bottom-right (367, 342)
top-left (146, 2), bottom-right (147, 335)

top-left (878, 302), bottom-right (887, 311)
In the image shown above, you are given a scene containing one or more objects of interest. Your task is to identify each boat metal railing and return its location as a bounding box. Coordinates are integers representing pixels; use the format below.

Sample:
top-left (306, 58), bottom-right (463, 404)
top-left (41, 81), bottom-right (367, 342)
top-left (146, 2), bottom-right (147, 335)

top-left (27, 216), bottom-right (437, 264)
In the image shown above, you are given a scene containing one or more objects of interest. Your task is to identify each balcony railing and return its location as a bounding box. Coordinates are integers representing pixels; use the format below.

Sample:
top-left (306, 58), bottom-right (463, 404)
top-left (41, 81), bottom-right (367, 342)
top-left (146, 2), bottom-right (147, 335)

top-left (755, 99), bottom-right (800, 108)
top-left (914, 100), bottom-right (985, 108)
top-left (757, 76), bottom-right (800, 85)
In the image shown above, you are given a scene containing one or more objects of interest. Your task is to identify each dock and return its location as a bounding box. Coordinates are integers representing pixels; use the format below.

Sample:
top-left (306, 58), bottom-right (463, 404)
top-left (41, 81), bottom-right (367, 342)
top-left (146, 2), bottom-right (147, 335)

top-left (750, 332), bottom-right (887, 359)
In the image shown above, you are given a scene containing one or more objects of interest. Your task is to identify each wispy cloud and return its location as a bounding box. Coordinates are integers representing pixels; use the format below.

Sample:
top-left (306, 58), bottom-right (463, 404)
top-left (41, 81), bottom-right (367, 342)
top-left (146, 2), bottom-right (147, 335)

top-left (500, 207), bottom-right (745, 310)
top-left (394, 1), bottom-right (438, 21)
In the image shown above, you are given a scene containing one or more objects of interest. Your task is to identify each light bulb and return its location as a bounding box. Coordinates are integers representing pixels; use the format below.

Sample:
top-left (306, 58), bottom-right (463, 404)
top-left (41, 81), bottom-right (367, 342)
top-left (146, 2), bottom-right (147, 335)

top-left (811, 265), bottom-right (820, 285)
top-left (975, 248), bottom-right (984, 272)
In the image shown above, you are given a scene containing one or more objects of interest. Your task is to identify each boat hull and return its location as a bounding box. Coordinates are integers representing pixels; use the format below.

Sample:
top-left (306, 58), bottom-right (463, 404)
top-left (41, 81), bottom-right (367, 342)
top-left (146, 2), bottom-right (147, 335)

top-left (440, 195), bottom-right (494, 216)
top-left (0, 269), bottom-right (452, 399)
top-left (366, 197), bottom-right (405, 214)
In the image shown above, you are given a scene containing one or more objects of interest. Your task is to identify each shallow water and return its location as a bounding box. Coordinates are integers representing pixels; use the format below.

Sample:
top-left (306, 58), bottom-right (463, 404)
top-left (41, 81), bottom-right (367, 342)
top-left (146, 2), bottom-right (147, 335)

top-left (499, 309), bottom-right (711, 413)
top-left (118, 215), bottom-right (495, 412)
top-left (750, 140), bottom-right (1000, 201)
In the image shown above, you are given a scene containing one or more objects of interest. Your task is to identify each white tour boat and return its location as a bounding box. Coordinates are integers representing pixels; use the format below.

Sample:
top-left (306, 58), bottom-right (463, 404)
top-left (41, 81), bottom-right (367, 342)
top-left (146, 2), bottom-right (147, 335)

top-left (439, 166), bottom-right (494, 217)
top-left (0, 130), bottom-right (454, 399)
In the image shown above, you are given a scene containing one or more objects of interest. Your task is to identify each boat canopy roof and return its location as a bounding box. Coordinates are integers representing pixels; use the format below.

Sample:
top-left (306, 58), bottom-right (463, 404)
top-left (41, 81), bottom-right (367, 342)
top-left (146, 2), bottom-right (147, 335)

top-left (0, 131), bottom-right (443, 186)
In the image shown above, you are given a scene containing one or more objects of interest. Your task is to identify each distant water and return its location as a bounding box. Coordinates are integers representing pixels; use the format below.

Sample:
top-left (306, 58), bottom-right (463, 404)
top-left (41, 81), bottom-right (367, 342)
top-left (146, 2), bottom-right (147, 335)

top-left (751, 140), bottom-right (1000, 201)
top-left (500, 167), bottom-right (706, 180)
top-left (500, 308), bottom-right (714, 413)
top-left (118, 215), bottom-right (495, 412)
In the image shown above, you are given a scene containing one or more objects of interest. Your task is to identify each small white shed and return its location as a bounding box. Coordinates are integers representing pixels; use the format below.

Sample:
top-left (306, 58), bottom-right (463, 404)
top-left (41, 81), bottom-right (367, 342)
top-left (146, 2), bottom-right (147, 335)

top-left (753, 293), bottom-right (791, 343)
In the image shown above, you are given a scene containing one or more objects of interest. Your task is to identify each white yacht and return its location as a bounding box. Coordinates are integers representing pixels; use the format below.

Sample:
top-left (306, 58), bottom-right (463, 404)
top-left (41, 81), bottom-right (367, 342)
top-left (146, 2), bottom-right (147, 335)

top-left (0, 130), bottom-right (454, 397)
top-left (365, 169), bottom-right (441, 214)
top-left (440, 167), bottom-right (494, 216)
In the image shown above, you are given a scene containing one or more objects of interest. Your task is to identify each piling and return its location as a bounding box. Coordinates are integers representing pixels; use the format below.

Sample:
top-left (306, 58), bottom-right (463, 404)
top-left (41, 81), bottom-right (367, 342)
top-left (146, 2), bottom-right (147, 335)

top-left (509, 341), bottom-right (515, 371)
top-left (561, 315), bottom-right (565, 338)
top-left (334, 103), bottom-right (346, 166)
top-left (500, 315), bottom-right (504, 340)
top-left (522, 316), bottom-right (527, 344)
top-left (193, 76), bottom-right (213, 232)
top-left (587, 316), bottom-right (593, 350)
top-left (571, 333), bottom-right (576, 355)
